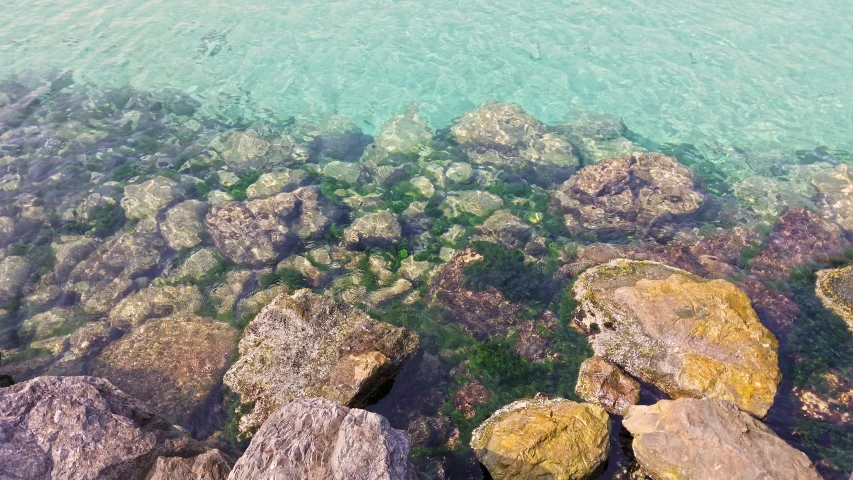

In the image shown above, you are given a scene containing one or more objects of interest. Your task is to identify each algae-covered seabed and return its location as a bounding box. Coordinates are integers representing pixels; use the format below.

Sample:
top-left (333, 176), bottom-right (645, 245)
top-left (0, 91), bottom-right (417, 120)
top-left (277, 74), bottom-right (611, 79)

top-left (1, 0), bottom-right (852, 478)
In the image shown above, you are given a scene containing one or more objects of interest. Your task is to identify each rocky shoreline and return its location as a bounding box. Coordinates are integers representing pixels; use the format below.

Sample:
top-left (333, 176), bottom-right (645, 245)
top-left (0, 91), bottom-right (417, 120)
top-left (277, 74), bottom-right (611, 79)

top-left (1, 73), bottom-right (852, 478)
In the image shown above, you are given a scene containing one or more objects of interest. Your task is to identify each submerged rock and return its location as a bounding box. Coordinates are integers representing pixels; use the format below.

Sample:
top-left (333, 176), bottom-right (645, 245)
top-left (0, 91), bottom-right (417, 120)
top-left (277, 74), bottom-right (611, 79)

top-left (228, 397), bottom-right (418, 480)
top-left (443, 190), bottom-right (504, 218)
top-left (574, 356), bottom-right (640, 415)
top-left (121, 176), bottom-right (184, 220)
top-left (552, 152), bottom-right (705, 238)
top-left (816, 265), bottom-right (853, 332)
top-left (223, 289), bottom-right (418, 432)
top-left (69, 219), bottom-right (166, 282)
top-left (344, 209), bottom-right (402, 249)
top-left (623, 397), bottom-right (821, 480)
top-left (473, 210), bottom-right (532, 250)
top-left (93, 314), bottom-right (237, 426)
top-left (750, 207), bottom-right (849, 280)
top-left (0, 255), bottom-right (30, 302)
top-left (812, 163), bottom-right (853, 231)
top-left (553, 111), bottom-right (644, 165)
top-left (206, 186), bottom-right (338, 266)
top-left (572, 259), bottom-right (780, 418)
top-left (470, 396), bottom-right (610, 480)
top-left (245, 169), bottom-right (309, 199)
top-left (159, 199), bottom-right (208, 251)
top-left (0, 376), bottom-right (222, 480)
top-left (451, 99), bottom-right (579, 173)
top-left (108, 284), bottom-right (203, 329)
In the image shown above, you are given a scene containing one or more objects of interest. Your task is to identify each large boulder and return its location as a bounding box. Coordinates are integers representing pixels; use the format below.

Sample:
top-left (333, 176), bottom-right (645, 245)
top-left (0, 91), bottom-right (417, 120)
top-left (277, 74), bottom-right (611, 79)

top-left (552, 152), bottom-right (705, 238)
top-left (344, 210), bottom-right (402, 249)
top-left (816, 265), bottom-right (853, 332)
top-left (572, 259), bottom-right (780, 418)
top-left (750, 207), bottom-right (849, 280)
top-left (159, 199), bottom-right (208, 251)
top-left (0, 376), bottom-right (225, 480)
top-left (206, 186), bottom-right (338, 266)
top-left (92, 314), bottom-right (237, 427)
top-left (574, 356), bottom-right (640, 415)
top-left (470, 396), bottom-right (610, 480)
top-left (623, 397), bottom-right (822, 480)
top-left (228, 397), bottom-right (417, 480)
top-left (223, 289), bottom-right (419, 432)
top-left (451, 99), bottom-right (579, 172)
top-left (120, 176), bottom-right (184, 220)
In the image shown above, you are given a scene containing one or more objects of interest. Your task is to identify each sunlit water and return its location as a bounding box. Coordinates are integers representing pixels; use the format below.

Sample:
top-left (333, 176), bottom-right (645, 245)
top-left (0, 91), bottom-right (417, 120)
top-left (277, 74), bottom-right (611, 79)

top-left (1, 0), bottom-right (851, 150)
top-left (2, 0), bottom-right (853, 478)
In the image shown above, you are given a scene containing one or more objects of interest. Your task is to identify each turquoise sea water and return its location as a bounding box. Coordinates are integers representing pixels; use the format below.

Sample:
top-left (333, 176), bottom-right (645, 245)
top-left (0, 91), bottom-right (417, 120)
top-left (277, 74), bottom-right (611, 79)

top-left (1, 0), bottom-right (851, 151)
top-left (3, 1), bottom-right (853, 478)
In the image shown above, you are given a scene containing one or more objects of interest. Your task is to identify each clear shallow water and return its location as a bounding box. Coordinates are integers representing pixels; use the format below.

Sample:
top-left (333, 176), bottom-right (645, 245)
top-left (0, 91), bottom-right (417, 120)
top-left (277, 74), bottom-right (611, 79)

top-left (1, 0), bottom-right (851, 150)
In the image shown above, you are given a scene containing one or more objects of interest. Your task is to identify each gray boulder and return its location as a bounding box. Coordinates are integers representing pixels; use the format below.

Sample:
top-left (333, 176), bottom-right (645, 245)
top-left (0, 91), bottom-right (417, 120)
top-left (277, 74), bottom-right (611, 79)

top-left (223, 289), bottom-right (418, 432)
top-left (0, 376), bottom-right (225, 480)
top-left (228, 397), bottom-right (417, 480)
top-left (623, 397), bottom-right (822, 480)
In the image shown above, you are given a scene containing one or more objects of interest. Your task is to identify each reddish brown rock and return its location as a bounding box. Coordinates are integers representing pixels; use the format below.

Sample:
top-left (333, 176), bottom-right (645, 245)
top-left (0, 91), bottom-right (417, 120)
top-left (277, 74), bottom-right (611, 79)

top-left (750, 208), bottom-right (849, 280)
top-left (575, 356), bottom-right (641, 415)
top-left (453, 380), bottom-right (491, 420)
top-left (552, 152), bottom-right (705, 238)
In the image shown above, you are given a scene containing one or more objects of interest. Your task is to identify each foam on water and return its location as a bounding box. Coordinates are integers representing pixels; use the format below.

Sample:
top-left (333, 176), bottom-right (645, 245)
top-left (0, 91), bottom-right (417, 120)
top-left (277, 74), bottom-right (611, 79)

top-left (1, 0), bottom-right (851, 150)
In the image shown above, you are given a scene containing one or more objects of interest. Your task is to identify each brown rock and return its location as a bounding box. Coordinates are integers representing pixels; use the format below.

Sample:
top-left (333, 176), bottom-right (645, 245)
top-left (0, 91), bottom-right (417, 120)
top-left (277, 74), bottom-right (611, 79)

top-left (93, 314), bottom-right (237, 426)
top-left (552, 152), bottom-right (705, 238)
top-left (0, 376), bottom-right (216, 480)
top-left (575, 356), bottom-right (640, 415)
top-left (146, 450), bottom-right (231, 480)
top-left (750, 207), bottom-right (849, 280)
top-left (623, 397), bottom-right (822, 480)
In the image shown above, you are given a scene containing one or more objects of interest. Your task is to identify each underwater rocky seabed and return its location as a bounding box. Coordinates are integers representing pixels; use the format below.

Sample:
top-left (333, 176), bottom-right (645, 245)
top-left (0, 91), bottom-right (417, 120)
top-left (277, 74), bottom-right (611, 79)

top-left (0, 70), bottom-right (852, 479)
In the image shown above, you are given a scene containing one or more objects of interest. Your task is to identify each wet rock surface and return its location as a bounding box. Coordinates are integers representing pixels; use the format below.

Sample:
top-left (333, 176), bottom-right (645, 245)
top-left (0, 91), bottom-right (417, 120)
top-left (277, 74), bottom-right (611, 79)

top-left (552, 152), bottom-right (706, 238)
top-left (0, 376), bottom-right (222, 480)
top-left (623, 397), bottom-right (822, 480)
top-left (816, 265), bottom-right (853, 332)
top-left (572, 259), bottom-right (781, 417)
top-left (470, 396), bottom-right (610, 480)
top-left (223, 289), bottom-right (418, 432)
top-left (228, 397), bottom-right (418, 480)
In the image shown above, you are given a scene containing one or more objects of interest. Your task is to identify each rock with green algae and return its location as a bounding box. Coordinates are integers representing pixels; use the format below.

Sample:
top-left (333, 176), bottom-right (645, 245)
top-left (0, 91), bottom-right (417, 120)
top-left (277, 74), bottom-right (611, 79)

top-left (68, 218), bottom-right (166, 282)
top-left (223, 289), bottom-right (419, 433)
top-left (92, 313), bottom-right (237, 426)
top-left (572, 259), bottom-right (780, 418)
top-left (552, 152), bottom-right (705, 238)
top-left (816, 265), bottom-right (853, 332)
top-left (470, 396), bottom-right (610, 480)
top-left (443, 190), bottom-right (504, 218)
top-left (623, 397), bottom-right (822, 480)
top-left (574, 355), bottom-right (640, 415)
